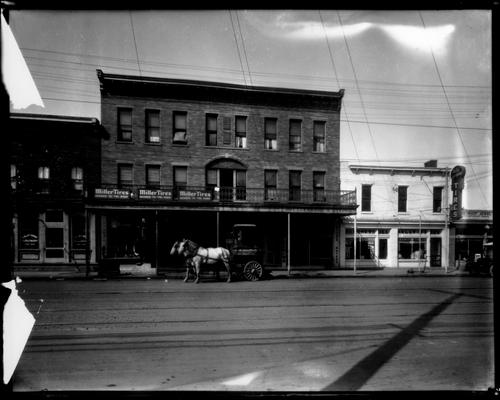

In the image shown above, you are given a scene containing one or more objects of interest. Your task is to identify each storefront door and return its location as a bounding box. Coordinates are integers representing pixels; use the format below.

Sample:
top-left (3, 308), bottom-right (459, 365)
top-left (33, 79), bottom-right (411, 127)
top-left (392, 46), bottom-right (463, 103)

top-left (430, 237), bottom-right (442, 267)
top-left (43, 210), bottom-right (67, 263)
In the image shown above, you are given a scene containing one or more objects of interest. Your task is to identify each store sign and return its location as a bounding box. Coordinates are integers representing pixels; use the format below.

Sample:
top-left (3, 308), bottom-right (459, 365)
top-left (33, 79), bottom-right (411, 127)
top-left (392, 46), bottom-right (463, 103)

top-left (178, 190), bottom-right (212, 201)
top-left (450, 165), bottom-right (466, 221)
top-left (94, 188), bottom-right (131, 199)
top-left (138, 189), bottom-right (172, 200)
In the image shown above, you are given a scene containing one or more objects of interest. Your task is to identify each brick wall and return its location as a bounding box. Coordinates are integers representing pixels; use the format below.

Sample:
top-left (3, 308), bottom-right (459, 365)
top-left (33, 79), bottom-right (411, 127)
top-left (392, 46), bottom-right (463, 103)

top-left (101, 93), bottom-right (341, 192)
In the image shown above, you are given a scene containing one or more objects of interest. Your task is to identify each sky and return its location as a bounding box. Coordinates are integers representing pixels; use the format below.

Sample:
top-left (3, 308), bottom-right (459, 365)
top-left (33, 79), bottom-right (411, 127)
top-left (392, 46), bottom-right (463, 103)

top-left (5, 9), bottom-right (493, 210)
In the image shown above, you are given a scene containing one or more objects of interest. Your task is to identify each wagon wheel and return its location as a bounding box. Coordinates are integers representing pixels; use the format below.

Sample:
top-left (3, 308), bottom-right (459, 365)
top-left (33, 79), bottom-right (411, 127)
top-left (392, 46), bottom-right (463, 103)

top-left (243, 261), bottom-right (263, 281)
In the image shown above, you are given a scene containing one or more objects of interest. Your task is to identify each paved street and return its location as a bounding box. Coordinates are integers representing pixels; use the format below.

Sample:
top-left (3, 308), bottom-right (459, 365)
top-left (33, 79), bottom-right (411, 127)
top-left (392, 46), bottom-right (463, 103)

top-left (11, 276), bottom-right (494, 392)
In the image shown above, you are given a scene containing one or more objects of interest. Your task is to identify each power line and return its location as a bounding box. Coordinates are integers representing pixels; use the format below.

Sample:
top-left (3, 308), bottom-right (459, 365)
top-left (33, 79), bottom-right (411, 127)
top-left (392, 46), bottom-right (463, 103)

top-left (129, 11), bottom-right (142, 77)
top-left (418, 11), bottom-right (488, 207)
top-left (337, 11), bottom-right (380, 167)
top-left (228, 10), bottom-right (248, 87)
top-left (319, 10), bottom-right (359, 163)
top-left (235, 10), bottom-right (253, 86)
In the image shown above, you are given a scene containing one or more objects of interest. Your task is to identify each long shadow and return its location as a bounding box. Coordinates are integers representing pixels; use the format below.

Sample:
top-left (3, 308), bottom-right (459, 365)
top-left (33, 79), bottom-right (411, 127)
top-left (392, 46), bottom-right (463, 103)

top-left (322, 293), bottom-right (462, 391)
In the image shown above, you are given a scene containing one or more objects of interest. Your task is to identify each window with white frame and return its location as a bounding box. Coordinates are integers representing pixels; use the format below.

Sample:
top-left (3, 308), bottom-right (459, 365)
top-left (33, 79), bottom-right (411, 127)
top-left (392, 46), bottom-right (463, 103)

top-left (145, 109), bottom-right (160, 143)
top-left (313, 121), bottom-right (326, 152)
top-left (264, 118), bottom-right (277, 150)
top-left (173, 112), bottom-right (187, 144)
top-left (117, 108), bottom-right (133, 142)
top-left (235, 116), bottom-right (247, 148)
top-left (289, 119), bottom-right (302, 151)
top-left (71, 167), bottom-right (84, 191)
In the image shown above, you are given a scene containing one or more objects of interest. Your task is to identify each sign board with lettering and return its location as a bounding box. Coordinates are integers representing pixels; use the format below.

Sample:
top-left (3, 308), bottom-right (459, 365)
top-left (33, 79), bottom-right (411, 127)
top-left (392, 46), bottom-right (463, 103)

top-left (94, 188), bottom-right (132, 200)
top-left (450, 165), bottom-right (466, 221)
top-left (178, 190), bottom-right (212, 201)
top-left (138, 189), bottom-right (172, 200)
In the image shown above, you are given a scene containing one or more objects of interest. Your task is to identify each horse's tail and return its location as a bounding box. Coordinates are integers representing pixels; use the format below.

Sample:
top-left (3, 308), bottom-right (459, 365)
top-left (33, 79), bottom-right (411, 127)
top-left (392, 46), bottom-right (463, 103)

top-left (221, 247), bottom-right (231, 264)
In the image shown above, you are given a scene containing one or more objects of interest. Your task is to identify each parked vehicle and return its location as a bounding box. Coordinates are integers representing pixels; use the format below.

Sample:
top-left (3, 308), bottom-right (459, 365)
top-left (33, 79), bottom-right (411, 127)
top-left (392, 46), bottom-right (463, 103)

top-left (228, 224), bottom-right (265, 281)
top-left (466, 242), bottom-right (494, 277)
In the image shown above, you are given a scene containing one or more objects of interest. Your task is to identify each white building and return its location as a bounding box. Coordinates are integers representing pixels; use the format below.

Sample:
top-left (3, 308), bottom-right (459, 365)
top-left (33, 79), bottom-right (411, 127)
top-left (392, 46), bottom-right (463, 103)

top-left (340, 161), bottom-right (455, 269)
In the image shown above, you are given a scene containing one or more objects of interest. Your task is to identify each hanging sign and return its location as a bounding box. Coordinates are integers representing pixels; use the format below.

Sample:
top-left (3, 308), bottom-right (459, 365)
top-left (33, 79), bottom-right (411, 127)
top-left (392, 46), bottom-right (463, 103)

top-left (450, 165), bottom-right (466, 221)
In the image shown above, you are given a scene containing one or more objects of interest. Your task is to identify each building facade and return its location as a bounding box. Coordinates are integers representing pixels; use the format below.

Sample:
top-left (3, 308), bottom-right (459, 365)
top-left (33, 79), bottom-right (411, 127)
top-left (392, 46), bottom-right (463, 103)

top-left (10, 114), bottom-right (105, 268)
top-left (340, 161), bottom-right (455, 269)
top-left (89, 70), bottom-right (357, 272)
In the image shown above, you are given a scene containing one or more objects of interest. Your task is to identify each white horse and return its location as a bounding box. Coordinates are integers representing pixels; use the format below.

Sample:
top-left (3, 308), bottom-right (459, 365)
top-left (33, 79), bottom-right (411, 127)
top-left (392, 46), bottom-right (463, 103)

top-left (176, 239), bottom-right (232, 283)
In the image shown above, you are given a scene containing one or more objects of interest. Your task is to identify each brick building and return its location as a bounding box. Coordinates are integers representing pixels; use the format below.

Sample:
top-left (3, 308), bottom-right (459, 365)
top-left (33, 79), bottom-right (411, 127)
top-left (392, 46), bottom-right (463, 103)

top-left (10, 113), bottom-right (105, 268)
top-left (90, 70), bottom-right (357, 273)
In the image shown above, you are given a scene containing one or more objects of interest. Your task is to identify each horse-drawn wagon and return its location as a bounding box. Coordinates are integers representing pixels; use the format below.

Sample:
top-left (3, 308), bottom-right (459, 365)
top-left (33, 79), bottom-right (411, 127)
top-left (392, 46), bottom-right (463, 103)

top-left (170, 223), bottom-right (265, 283)
top-left (228, 224), bottom-right (264, 281)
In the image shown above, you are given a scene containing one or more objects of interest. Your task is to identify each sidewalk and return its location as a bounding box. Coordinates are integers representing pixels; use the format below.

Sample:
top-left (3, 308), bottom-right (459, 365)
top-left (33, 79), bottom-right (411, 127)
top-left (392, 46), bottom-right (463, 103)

top-left (12, 263), bottom-right (470, 280)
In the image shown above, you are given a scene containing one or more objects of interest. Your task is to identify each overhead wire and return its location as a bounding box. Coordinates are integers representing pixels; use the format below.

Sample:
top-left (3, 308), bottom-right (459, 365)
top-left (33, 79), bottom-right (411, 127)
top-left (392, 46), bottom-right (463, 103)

top-left (319, 10), bottom-right (360, 163)
top-left (228, 10), bottom-right (248, 87)
top-left (418, 11), bottom-right (489, 207)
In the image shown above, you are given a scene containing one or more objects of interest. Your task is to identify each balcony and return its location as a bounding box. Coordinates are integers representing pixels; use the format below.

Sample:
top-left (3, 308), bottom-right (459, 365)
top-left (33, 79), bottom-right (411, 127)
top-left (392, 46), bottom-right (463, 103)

top-left (87, 185), bottom-right (357, 211)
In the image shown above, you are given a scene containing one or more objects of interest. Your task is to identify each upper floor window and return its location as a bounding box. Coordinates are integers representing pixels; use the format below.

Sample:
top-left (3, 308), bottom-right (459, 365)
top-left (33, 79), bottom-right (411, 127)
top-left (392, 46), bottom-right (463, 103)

top-left (145, 110), bottom-right (160, 143)
top-left (10, 164), bottom-right (17, 190)
top-left (146, 165), bottom-right (161, 188)
top-left (206, 168), bottom-right (217, 191)
top-left (289, 170), bottom-right (302, 201)
top-left (235, 116), bottom-right (247, 148)
top-left (289, 119), bottom-right (302, 151)
top-left (264, 170), bottom-right (278, 201)
top-left (264, 118), bottom-right (277, 150)
top-left (361, 184), bottom-right (371, 212)
top-left (206, 114), bottom-right (218, 146)
top-left (71, 167), bottom-right (84, 191)
top-left (313, 121), bottom-right (326, 152)
top-left (313, 171), bottom-right (326, 202)
top-left (117, 108), bottom-right (133, 142)
top-left (433, 186), bottom-right (443, 212)
top-left (222, 116), bottom-right (232, 145)
top-left (38, 166), bottom-right (50, 180)
top-left (398, 186), bottom-right (408, 213)
top-left (118, 164), bottom-right (133, 187)
top-left (38, 166), bottom-right (50, 194)
top-left (173, 166), bottom-right (187, 190)
top-left (173, 112), bottom-right (187, 144)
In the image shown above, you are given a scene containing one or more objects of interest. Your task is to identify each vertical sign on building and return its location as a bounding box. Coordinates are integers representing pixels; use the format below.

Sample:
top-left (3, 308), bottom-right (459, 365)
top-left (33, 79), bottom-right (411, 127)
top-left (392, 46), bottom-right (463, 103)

top-left (450, 165), bottom-right (466, 221)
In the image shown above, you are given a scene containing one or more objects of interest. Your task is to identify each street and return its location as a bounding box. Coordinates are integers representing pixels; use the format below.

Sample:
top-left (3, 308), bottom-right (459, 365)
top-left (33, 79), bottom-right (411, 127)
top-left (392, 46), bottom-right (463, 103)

top-left (11, 275), bottom-right (494, 391)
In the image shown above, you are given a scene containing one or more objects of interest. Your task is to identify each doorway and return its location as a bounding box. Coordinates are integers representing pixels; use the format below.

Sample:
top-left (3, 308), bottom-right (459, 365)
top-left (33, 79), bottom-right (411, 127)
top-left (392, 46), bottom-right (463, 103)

top-left (430, 237), bottom-right (442, 267)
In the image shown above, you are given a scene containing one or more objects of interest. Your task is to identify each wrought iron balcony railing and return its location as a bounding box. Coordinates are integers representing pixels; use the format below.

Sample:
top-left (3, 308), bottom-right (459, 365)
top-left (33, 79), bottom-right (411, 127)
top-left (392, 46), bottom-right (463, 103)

top-left (88, 185), bottom-right (357, 208)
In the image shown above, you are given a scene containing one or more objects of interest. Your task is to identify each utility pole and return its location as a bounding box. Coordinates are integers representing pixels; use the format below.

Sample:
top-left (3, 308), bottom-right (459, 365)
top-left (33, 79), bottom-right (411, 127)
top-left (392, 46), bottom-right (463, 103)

top-left (444, 167), bottom-right (450, 273)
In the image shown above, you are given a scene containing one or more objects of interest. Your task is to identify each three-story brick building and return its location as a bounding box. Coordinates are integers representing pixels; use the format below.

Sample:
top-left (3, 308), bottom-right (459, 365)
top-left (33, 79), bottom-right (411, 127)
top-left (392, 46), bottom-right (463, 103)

top-left (90, 70), bottom-right (357, 273)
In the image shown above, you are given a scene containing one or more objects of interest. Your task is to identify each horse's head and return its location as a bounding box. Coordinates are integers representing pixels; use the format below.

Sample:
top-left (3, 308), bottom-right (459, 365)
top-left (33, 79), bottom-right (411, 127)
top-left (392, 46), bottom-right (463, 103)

top-left (179, 238), bottom-right (198, 257)
top-left (170, 240), bottom-right (180, 256)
